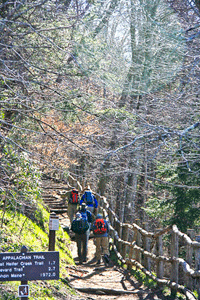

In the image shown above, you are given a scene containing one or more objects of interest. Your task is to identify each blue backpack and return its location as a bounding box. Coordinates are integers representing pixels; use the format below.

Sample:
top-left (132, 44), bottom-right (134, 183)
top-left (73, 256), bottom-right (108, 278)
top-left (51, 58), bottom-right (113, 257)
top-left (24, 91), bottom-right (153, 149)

top-left (85, 191), bottom-right (93, 205)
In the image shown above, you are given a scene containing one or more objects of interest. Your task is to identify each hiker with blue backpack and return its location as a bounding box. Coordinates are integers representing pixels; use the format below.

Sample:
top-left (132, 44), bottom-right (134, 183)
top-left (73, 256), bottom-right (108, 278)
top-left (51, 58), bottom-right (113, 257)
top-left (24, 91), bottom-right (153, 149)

top-left (71, 203), bottom-right (92, 264)
top-left (80, 186), bottom-right (98, 216)
top-left (92, 213), bottom-right (110, 265)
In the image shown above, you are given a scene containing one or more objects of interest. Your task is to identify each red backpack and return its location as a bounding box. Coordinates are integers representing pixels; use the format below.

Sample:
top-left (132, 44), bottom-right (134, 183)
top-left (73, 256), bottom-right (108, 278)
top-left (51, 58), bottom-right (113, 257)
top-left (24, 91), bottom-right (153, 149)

top-left (70, 190), bottom-right (79, 204)
top-left (94, 218), bottom-right (107, 234)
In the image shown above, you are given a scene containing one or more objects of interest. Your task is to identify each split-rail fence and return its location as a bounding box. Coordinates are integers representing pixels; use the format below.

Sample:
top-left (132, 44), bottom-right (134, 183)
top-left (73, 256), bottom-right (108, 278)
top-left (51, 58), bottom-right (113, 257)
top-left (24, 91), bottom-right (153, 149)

top-left (65, 176), bottom-right (200, 300)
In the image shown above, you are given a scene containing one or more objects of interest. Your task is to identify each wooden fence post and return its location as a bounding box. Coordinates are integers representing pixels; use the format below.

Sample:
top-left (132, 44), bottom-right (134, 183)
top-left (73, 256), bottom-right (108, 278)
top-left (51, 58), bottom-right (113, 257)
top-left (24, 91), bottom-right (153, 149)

top-left (195, 235), bottom-right (200, 300)
top-left (185, 229), bottom-right (195, 290)
top-left (121, 224), bottom-right (129, 259)
top-left (135, 219), bottom-right (141, 264)
top-left (118, 222), bottom-right (123, 255)
top-left (115, 219), bottom-right (122, 253)
top-left (143, 222), bottom-right (151, 271)
top-left (108, 210), bottom-right (115, 241)
top-left (108, 209), bottom-right (113, 225)
top-left (97, 195), bottom-right (102, 209)
top-left (170, 226), bottom-right (179, 298)
top-left (102, 200), bottom-right (108, 219)
top-left (128, 241), bottom-right (135, 270)
top-left (155, 229), bottom-right (164, 280)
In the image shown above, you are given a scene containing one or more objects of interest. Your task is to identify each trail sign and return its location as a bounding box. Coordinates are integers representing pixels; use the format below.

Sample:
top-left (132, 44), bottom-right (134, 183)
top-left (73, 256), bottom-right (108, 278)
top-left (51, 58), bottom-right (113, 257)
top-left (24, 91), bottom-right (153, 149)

top-left (49, 214), bottom-right (59, 231)
top-left (18, 285), bottom-right (29, 297)
top-left (0, 251), bottom-right (59, 281)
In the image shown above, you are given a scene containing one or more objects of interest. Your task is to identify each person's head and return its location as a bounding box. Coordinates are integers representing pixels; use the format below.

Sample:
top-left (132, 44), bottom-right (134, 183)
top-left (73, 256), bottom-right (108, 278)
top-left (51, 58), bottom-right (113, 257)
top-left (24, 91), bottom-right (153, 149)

top-left (76, 212), bottom-right (81, 219)
top-left (80, 203), bottom-right (87, 211)
top-left (96, 213), bottom-right (103, 219)
top-left (86, 185), bottom-right (90, 191)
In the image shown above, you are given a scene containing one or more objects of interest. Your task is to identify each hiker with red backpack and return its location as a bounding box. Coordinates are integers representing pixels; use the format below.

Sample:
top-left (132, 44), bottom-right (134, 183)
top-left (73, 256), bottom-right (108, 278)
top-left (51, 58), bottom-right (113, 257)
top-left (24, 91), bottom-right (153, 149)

top-left (67, 187), bottom-right (80, 224)
top-left (80, 186), bottom-right (98, 216)
top-left (92, 213), bottom-right (110, 265)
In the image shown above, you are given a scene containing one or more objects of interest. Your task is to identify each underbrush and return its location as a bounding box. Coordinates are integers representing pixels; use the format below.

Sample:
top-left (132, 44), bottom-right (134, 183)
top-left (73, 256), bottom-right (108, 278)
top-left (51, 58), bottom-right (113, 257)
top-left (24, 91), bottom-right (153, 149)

top-left (0, 209), bottom-right (75, 299)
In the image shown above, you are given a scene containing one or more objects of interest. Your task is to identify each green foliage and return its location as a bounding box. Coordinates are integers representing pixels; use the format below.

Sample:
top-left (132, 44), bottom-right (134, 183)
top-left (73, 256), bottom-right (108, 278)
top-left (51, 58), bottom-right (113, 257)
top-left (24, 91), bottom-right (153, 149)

top-left (0, 290), bottom-right (17, 300)
top-left (144, 196), bottom-right (174, 221)
top-left (145, 155), bottom-right (200, 232)
top-left (130, 267), bottom-right (157, 289)
top-left (0, 144), bottom-right (45, 227)
top-left (166, 159), bottom-right (200, 232)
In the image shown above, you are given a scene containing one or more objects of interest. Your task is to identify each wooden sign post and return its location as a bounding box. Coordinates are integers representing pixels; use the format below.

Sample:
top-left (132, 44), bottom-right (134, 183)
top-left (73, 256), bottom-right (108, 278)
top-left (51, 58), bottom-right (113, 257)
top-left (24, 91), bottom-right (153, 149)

top-left (20, 246), bottom-right (28, 299)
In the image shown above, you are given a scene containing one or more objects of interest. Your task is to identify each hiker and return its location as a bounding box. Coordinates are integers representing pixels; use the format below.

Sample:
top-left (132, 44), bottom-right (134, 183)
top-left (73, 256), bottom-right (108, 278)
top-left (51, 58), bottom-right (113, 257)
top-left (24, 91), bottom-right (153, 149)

top-left (80, 186), bottom-right (98, 216)
top-left (67, 187), bottom-right (80, 224)
top-left (92, 213), bottom-right (110, 265)
top-left (78, 203), bottom-right (93, 224)
top-left (71, 205), bottom-right (92, 264)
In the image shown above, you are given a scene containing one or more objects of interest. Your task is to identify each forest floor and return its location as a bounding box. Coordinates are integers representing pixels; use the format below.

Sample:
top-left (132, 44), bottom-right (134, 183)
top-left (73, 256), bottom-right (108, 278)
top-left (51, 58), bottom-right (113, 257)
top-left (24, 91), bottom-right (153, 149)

top-left (60, 215), bottom-right (170, 300)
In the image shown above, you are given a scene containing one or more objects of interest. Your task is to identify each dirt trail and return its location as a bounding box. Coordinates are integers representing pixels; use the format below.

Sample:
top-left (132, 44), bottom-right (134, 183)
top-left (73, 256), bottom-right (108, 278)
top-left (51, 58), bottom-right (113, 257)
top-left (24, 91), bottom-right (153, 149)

top-left (43, 182), bottom-right (165, 300)
top-left (67, 238), bottom-right (146, 300)
top-left (61, 216), bottom-right (161, 300)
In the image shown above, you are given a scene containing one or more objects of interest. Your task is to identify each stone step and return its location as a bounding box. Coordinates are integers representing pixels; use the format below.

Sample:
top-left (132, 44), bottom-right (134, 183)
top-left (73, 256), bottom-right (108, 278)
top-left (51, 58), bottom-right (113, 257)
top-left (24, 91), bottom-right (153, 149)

top-left (50, 208), bottom-right (68, 214)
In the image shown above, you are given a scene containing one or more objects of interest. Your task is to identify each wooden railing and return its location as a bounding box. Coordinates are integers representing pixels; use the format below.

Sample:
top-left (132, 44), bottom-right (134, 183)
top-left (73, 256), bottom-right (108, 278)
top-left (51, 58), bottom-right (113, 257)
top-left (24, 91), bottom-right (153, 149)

top-left (94, 193), bottom-right (200, 300)
top-left (66, 175), bottom-right (200, 300)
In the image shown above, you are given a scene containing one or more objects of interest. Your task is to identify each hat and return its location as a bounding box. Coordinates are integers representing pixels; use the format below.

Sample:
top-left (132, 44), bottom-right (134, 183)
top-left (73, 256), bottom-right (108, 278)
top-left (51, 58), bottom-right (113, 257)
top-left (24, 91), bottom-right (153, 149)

top-left (96, 213), bottom-right (103, 219)
top-left (76, 212), bottom-right (81, 218)
top-left (80, 203), bottom-right (87, 210)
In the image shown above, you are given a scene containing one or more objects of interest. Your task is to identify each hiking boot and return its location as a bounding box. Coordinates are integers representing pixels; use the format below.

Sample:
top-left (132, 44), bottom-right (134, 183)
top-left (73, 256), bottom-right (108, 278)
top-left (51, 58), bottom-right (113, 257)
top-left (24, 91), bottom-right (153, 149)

top-left (83, 257), bottom-right (87, 263)
top-left (96, 260), bottom-right (101, 265)
top-left (103, 254), bottom-right (110, 264)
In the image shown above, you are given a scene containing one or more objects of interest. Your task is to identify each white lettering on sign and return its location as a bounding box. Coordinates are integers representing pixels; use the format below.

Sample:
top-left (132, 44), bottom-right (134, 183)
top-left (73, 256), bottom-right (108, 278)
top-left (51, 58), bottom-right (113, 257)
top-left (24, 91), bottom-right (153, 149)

top-left (33, 255), bottom-right (45, 260)
top-left (40, 272), bottom-right (57, 278)
top-left (11, 273), bottom-right (23, 278)
top-left (6, 262), bottom-right (18, 266)
top-left (35, 261), bottom-right (44, 266)
top-left (14, 267), bottom-right (23, 272)
top-left (0, 268), bottom-right (12, 273)
top-left (0, 274), bottom-right (9, 278)
top-left (2, 255), bottom-right (31, 261)
top-left (20, 261), bottom-right (32, 266)
top-left (0, 251), bottom-right (59, 281)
